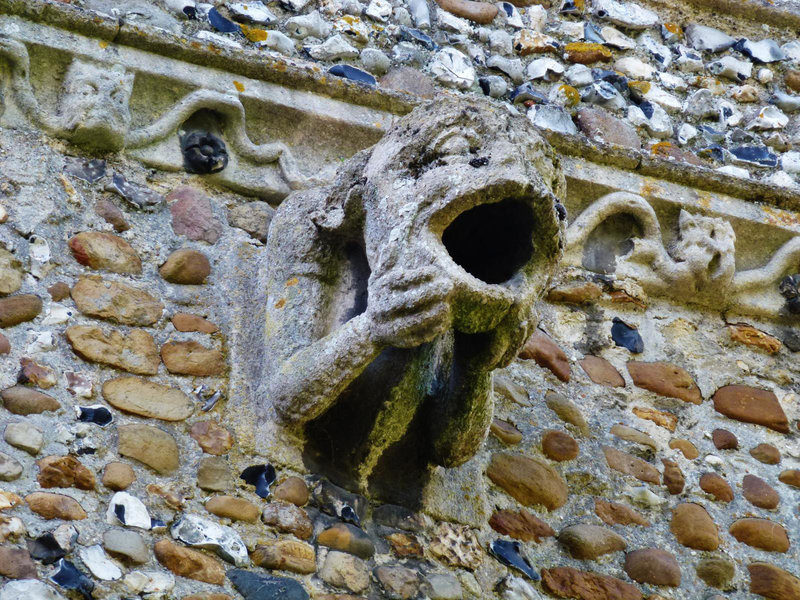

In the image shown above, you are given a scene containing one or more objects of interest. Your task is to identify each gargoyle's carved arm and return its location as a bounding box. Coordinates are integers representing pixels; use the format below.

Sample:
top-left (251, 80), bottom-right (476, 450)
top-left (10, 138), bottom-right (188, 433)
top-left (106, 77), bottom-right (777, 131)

top-left (125, 88), bottom-right (313, 189)
top-left (733, 235), bottom-right (800, 291)
top-left (0, 36), bottom-right (61, 134)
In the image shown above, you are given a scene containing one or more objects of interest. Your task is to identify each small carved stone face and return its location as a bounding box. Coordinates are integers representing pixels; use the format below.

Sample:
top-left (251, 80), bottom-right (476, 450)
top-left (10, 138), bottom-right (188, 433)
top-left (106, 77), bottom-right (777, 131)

top-left (180, 131), bottom-right (229, 174)
top-left (59, 59), bottom-right (134, 152)
top-left (361, 100), bottom-right (564, 336)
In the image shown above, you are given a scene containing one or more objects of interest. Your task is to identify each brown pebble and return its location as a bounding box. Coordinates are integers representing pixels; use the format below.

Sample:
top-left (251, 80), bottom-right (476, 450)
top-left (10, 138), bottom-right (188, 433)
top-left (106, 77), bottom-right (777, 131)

top-left (542, 567), bottom-right (640, 600)
top-left (251, 539), bottom-right (316, 574)
top-left (159, 249), bottom-right (211, 284)
top-left (172, 312), bottom-right (219, 333)
top-left (37, 455), bottom-right (96, 490)
top-left (669, 439), bottom-right (698, 459)
top-left (205, 495), bottom-right (260, 522)
top-left (728, 323), bottom-right (782, 354)
top-left (490, 419), bottom-right (523, 445)
top-left (161, 341), bottom-right (225, 376)
top-left (486, 452), bottom-right (568, 511)
top-left (385, 532), bottom-right (424, 558)
top-left (558, 524), bottom-right (626, 560)
top-left (603, 446), bottom-right (660, 484)
top-left (730, 518), bottom-right (789, 552)
top-left (749, 562), bottom-right (800, 599)
top-left (154, 539), bottom-right (225, 584)
top-left (0, 386), bottom-right (59, 415)
top-left (750, 443), bottom-right (780, 465)
top-left (695, 557), bottom-right (735, 589)
top-left (624, 548), bottom-right (681, 587)
top-left (0, 333), bottom-right (9, 355)
top-left (25, 492), bottom-right (87, 520)
top-left (632, 406), bottom-right (677, 431)
top-left (785, 68), bottom-right (800, 93)
top-left (670, 503), bottom-right (719, 550)
top-left (778, 469), bottom-right (800, 488)
top-left (594, 499), bottom-right (650, 527)
top-left (518, 330), bottom-right (570, 382)
top-left (712, 428), bottom-right (738, 450)
top-left (742, 474), bottom-right (780, 509)
top-left (273, 476), bottom-right (309, 506)
top-left (102, 462), bottom-right (136, 490)
top-left (68, 232), bottom-right (141, 274)
top-left (435, 0), bottom-right (498, 23)
top-left (0, 295), bottom-right (43, 328)
top-left (0, 547), bottom-right (37, 579)
top-left (261, 501), bottom-right (313, 539)
top-left (489, 509), bottom-right (555, 542)
top-left (564, 42), bottom-right (612, 64)
top-left (627, 361), bottom-right (702, 404)
top-left (189, 421), bottom-right (233, 456)
top-left (95, 199), bottom-right (130, 232)
top-left (662, 459), bottom-right (685, 495)
top-left (547, 282), bottom-right (603, 305)
top-left (579, 355), bottom-right (624, 387)
top-left (712, 385), bottom-right (789, 433)
top-left (47, 282), bottom-right (71, 301)
top-left (542, 430), bottom-right (579, 461)
top-left (699, 472), bottom-right (733, 502)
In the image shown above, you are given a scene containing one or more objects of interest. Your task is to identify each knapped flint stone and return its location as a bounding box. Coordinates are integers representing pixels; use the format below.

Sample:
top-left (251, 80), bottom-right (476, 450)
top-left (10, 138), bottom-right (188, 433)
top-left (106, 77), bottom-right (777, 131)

top-left (251, 540), bottom-right (315, 574)
top-left (317, 523), bottom-right (375, 559)
top-left (626, 361), bottom-right (702, 404)
top-left (118, 425), bottom-right (179, 474)
top-left (103, 377), bottom-right (194, 421)
top-left (161, 341), bottom-right (225, 376)
top-left (71, 277), bottom-right (163, 326)
top-left (712, 385), bottom-right (789, 433)
top-left (742, 474), bottom-right (780, 509)
top-left (489, 540), bottom-right (538, 581)
top-left (602, 446), bottom-right (660, 484)
top-left (576, 107), bottom-right (641, 149)
top-left (594, 499), bottom-right (650, 527)
top-left (624, 548), bottom-right (680, 586)
top-left (518, 330), bottom-right (570, 382)
top-left (154, 539), bottom-right (225, 585)
top-left (0, 452), bottom-right (23, 481)
top-left (240, 464), bottom-right (277, 498)
top-left (490, 509), bottom-right (555, 542)
top-left (1, 386), bottom-right (59, 415)
top-left (696, 557), bottom-right (735, 589)
top-left (0, 547), bottom-right (37, 579)
top-left (0, 295), bottom-right (43, 328)
top-left (159, 249), bottom-right (211, 284)
top-left (171, 513), bottom-right (249, 566)
top-left (311, 478), bottom-right (368, 523)
top-left (68, 232), bottom-right (141, 274)
top-left (699, 472), bottom-right (734, 502)
top-left (541, 567), bottom-right (641, 600)
top-left (25, 492), bottom-right (87, 520)
top-left (66, 326), bottom-right (159, 375)
top-left (27, 533), bottom-right (66, 564)
top-left (579, 355), bottom-right (624, 387)
top-left (610, 318), bottom-right (644, 353)
top-left (229, 568), bottom-right (309, 600)
top-left (558, 524), bottom-right (626, 560)
top-left (670, 503), bottom-right (719, 550)
top-left (50, 559), bottom-right (94, 598)
top-left (729, 518), bottom-right (789, 553)
top-left (487, 452), bottom-right (568, 510)
top-left (37, 455), bottom-right (96, 490)
top-left (684, 23), bottom-right (736, 52)
top-left (748, 562), bottom-right (800, 599)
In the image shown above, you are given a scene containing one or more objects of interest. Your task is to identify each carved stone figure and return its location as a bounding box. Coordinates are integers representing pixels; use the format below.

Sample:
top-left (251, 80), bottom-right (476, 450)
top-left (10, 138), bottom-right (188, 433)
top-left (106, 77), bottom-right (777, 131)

top-left (0, 36), bottom-right (313, 188)
top-left (263, 98), bottom-right (565, 503)
top-left (564, 191), bottom-right (800, 317)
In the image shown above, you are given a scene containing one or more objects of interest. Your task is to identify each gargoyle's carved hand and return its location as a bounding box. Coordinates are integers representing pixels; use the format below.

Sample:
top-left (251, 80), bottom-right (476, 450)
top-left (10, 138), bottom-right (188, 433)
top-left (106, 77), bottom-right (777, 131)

top-left (366, 265), bottom-right (454, 349)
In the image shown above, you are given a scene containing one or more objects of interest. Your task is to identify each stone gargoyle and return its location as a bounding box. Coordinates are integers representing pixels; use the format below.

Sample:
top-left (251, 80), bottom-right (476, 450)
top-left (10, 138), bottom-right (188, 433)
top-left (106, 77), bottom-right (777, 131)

top-left (263, 98), bottom-right (566, 503)
top-left (0, 36), bottom-right (313, 192)
top-left (564, 191), bottom-right (800, 317)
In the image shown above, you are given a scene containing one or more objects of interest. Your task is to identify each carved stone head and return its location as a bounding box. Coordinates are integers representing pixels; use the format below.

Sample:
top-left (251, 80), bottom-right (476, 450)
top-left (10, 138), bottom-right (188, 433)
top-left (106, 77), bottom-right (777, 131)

top-left (317, 98), bottom-right (566, 361)
top-left (58, 58), bottom-right (134, 152)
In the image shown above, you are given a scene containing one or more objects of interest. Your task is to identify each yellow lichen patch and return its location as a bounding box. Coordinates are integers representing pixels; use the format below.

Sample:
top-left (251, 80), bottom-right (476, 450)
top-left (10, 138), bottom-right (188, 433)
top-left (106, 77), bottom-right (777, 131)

top-left (286, 277), bottom-right (299, 287)
top-left (233, 80), bottom-right (245, 92)
top-left (274, 298), bottom-right (286, 309)
top-left (58, 174), bottom-right (79, 205)
top-left (761, 204), bottom-right (800, 228)
top-left (99, 40), bottom-right (109, 49)
top-left (628, 80), bottom-right (651, 95)
top-left (638, 179), bottom-right (664, 200)
top-left (563, 42), bottom-right (612, 64)
top-left (650, 141), bottom-right (673, 158)
top-left (559, 84), bottom-right (580, 107)
top-left (695, 190), bottom-right (713, 211)
top-left (241, 23), bottom-right (268, 43)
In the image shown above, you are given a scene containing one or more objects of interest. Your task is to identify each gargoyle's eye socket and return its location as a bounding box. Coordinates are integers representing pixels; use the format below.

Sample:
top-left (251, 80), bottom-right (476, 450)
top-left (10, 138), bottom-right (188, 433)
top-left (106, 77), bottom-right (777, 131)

top-left (442, 198), bottom-right (535, 285)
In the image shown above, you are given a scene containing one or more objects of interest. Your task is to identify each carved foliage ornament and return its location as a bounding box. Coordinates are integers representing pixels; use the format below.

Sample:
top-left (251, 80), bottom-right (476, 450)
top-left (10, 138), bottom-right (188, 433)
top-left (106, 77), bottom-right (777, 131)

top-left (263, 98), bottom-right (565, 501)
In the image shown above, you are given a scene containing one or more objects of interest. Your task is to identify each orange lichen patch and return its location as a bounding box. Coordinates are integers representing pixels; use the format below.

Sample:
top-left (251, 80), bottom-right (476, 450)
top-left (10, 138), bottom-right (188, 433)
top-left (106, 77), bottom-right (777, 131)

top-left (233, 80), bottom-right (245, 92)
top-left (633, 406), bottom-right (678, 431)
top-left (286, 277), bottom-right (299, 286)
top-left (241, 24), bottom-right (268, 42)
top-left (99, 40), bottom-right (109, 49)
top-left (564, 42), bottom-right (612, 64)
top-left (274, 298), bottom-right (286, 309)
top-left (559, 84), bottom-right (581, 107)
top-left (662, 22), bottom-right (682, 37)
top-left (761, 205), bottom-right (800, 228)
top-left (628, 80), bottom-right (651, 95)
top-left (727, 323), bottom-right (782, 354)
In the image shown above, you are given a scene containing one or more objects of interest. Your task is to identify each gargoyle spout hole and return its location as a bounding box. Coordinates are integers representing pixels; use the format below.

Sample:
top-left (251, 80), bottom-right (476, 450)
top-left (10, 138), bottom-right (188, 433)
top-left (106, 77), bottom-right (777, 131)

top-left (442, 197), bottom-right (535, 285)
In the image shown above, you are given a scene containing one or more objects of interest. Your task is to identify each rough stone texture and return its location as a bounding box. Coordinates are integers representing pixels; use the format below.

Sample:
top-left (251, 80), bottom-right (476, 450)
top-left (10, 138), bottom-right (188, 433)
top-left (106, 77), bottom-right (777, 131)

top-left (319, 551), bottom-right (370, 593)
top-left (487, 453), bottom-right (568, 510)
top-left (670, 503), bottom-right (719, 550)
top-left (103, 377), bottom-right (194, 421)
top-left (189, 421), bottom-right (234, 455)
top-left (624, 549), bottom-right (681, 587)
top-left (71, 276), bottom-right (164, 326)
top-left (261, 502), bottom-right (313, 540)
top-left (172, 312), bottom-right (219, 333)
top-left (0, 452), bottom-right (22, 481)
top-left (154, 539), bottom-right (225, 584)
top-left (696, 557), bottom-right (735, 589)
top-left (0, 547), bottom-right (37, 579)
top-left (728, 323), bottom-right (782, 354)
top-left (227, 201), bottom-right (274, 243)
top-left (117, 424), bottom-right (179, 474)
top-left (712, 385), bottom-right (790, 432)
top-left (161, 341), bottom-right (225, 376)
top-left (662, 459), bottom-right (685, 494)
top-left (168, 187), bottom-right (223, 244)
top-left (627, 361), bottom-right (702, 404)
top-left (4, 422), bottom-right (43, 455)
top-left (67, 325), bottom-right (160, 375)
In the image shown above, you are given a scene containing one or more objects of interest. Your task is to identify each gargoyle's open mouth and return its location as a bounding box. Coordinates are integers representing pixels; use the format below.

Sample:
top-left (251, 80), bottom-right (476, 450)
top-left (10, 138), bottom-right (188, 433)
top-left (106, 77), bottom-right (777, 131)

top-left (442, 197), bottom-right (535, 285)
